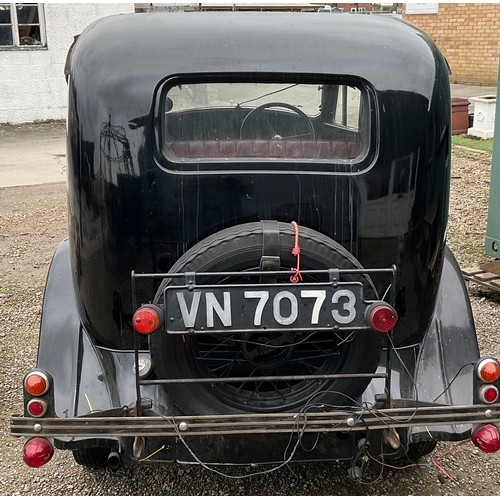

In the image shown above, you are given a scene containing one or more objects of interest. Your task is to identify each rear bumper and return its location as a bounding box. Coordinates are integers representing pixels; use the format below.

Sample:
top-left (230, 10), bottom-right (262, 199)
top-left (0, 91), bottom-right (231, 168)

top-left (12, 402), bottom-right (500, 437)
top-left (12, 402), bottom-right (500, 465)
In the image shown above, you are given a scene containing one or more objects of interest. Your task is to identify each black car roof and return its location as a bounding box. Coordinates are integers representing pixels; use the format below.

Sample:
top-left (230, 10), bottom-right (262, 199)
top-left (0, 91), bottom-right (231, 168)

top-left (72, 12), bottom-right (440, 97)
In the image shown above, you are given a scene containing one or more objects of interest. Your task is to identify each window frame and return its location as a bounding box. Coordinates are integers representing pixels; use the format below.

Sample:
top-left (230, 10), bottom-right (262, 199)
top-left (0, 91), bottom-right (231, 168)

top-left (0, 3), bottom-right (46, 49)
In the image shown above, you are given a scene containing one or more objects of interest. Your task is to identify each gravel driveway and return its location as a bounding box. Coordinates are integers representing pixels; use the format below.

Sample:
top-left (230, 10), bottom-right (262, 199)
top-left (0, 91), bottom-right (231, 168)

top-left (1, 144), bottom-right (500, 495)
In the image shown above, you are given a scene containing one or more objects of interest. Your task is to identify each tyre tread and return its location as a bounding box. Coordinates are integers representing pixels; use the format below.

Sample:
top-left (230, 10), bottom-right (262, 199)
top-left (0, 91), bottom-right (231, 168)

top-left (72, 447), bottom-right (110, 469)
top-left (151, 222), bottom-right (382, 415)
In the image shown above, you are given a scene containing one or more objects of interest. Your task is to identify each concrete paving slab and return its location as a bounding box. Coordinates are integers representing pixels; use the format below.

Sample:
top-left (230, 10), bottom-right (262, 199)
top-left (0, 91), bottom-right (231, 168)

top-left (450, 84), bottom-right (497, 99)
top-left (0, 122), bottom-right (66, 188)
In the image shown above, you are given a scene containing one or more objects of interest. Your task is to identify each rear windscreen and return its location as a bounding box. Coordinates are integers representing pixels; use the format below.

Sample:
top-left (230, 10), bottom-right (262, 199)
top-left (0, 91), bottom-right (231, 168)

top-left (159, 80), bottom-right (372, 172)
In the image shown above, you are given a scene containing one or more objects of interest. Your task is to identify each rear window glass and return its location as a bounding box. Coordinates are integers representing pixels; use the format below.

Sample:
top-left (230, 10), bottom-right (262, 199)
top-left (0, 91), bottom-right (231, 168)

top-left (160, 80), bottom-right (371, 172)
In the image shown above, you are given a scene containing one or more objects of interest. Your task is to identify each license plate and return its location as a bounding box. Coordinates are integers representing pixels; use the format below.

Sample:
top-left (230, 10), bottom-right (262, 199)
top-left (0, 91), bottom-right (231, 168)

top-left (164, 282), bottom-right (370, 334)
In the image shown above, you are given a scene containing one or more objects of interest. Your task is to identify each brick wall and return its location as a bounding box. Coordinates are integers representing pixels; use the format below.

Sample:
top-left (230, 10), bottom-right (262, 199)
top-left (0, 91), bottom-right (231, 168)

top-left (403, 3), bottom-right (500, 86)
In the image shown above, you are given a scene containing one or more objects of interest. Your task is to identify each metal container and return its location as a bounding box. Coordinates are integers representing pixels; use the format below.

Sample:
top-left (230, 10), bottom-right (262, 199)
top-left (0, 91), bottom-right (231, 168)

top-left (485, 64), bottom-right (500, 257)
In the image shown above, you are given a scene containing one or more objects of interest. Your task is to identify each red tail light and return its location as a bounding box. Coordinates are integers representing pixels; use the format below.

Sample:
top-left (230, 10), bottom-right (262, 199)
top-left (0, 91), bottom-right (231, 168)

top-left (477, 358), bottom-right (500, 383)
top-left (472, 424), bottom-right (500, 454)
top-left (133, 305), bottom-right (163, 335)
top-left (24, 372), bottom-right (49, 396)
top-left (23, 438), bottom-right (54, 468)
top-left (368, 303), bottom-right (398, 332)
top-left (27, 399), bottom-right (47, 417)
top-left (479, 385), bottom-right (499, 404)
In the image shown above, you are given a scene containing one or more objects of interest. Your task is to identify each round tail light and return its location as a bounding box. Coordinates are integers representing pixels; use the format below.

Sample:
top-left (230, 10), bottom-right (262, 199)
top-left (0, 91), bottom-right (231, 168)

top-left (133, 305), bottom-right (163, 335)
top-left (24, 372), bottom-right (49, 396)
top-left (368, 303), bottom-right (398, 333)
top-left (27, 398), bottom-right (48, 417)
top-left (479, 385), bottom-right (499, 404)
top-left (23, 438), bottom-right (54, 468)
top-left (472, 424), bottom-right (500, 454)
top-left (477, 358), bottom-right (500, 383)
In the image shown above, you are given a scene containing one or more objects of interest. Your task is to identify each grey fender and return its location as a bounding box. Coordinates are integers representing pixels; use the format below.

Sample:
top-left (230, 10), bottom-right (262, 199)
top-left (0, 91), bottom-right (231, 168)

top-left (410, 245), bottom-right (480, 442)
top-left (37, 239), bottom-right (81, 417)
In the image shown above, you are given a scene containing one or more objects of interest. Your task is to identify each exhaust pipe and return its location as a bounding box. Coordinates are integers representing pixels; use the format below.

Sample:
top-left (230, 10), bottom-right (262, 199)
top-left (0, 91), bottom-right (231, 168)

top-left (107, 448), bottom-right (121, 469)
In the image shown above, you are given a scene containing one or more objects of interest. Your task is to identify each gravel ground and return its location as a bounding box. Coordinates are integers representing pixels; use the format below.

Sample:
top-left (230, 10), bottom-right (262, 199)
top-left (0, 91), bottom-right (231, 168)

top-left (1, 142), bottom-right (500, 495)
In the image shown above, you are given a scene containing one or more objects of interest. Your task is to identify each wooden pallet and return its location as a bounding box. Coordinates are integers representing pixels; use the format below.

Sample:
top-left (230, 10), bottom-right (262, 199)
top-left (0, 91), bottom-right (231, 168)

top-left (462, 265), bottom-right (500, 293)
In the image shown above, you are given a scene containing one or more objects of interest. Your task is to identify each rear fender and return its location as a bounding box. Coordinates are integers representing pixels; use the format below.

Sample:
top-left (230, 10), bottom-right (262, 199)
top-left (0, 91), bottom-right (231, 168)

top-left (37, 240), bottom-right (174, 444)
top-left (410, 246), bottom-right (479, 442)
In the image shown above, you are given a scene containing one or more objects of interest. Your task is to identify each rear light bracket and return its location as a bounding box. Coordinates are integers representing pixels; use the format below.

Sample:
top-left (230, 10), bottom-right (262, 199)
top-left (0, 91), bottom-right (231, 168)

top-left (23, 369), bottom-right (56, 419)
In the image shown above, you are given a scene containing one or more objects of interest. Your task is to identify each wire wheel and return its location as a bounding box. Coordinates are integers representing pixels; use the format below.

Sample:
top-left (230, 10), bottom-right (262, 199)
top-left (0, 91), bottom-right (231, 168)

top-left (184, 328), bottom-right (349, 412)
top-left (150, 222), bottom-right (382, 415)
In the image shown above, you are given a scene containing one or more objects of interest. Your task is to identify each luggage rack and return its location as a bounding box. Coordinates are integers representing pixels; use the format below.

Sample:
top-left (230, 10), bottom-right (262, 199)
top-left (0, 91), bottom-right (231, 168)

top-left (130, 266), bottom-right (398, 417)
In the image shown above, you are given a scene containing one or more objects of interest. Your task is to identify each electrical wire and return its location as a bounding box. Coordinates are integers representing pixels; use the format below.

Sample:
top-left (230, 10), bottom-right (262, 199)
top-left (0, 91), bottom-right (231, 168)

top-left (149, 387), bottom-right (449, 486)
top-left (166, 413), bottom-right (308, 479)
top-left (150, 401), bottom-right (317, 480)
top-left (365, 333), bottom-right (421, 426)
top-left (151, 393), bottom-right (367, 481)
top-left (430, 438), bottom-right (471, 482)
top-left (215, 329), bottom-right (355, 351)
top-left (381, 284), bottom-right (392, 301)
top-left (366, 451), bottom-right (426, 471)
top-left (350, 438), bottom-right (385, 486)
top-left (226, 331), bottom-right (317, 349)
top-left (149, 345), bottom-right (468, 483)
top-left (143, 297), bottom-right (475, 483)
top-left (432, 363), bottom-right (474, 403)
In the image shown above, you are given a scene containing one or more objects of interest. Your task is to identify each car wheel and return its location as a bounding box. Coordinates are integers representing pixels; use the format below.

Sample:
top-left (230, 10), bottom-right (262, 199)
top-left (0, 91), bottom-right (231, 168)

top-left (72, 447), bottom-right (112, 469)
top-left (150, 222), bottom-right (382, 415)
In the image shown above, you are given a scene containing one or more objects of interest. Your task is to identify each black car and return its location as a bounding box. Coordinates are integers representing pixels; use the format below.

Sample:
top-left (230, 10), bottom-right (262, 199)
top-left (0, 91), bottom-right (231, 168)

top-left (12, 11), bottom-right (500, 478)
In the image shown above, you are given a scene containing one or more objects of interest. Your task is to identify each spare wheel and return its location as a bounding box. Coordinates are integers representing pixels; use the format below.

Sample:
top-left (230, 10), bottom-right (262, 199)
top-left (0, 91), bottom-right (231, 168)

top-left (150, 222), bottom-right (382, 415)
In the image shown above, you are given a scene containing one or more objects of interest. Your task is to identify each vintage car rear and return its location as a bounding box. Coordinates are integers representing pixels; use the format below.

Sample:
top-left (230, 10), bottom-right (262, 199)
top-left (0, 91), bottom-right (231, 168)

top-left (12, 12), bottom-right (500, 476)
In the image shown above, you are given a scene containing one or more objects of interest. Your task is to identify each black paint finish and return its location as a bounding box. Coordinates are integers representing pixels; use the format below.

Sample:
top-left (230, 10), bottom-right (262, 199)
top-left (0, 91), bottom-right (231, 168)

top-left (65, 13), bottom-right (451, 350)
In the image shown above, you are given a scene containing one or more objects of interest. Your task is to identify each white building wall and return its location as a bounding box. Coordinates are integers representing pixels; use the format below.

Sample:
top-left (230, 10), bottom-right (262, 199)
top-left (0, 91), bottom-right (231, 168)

top-left (0, 3), bottom-right (134, 124)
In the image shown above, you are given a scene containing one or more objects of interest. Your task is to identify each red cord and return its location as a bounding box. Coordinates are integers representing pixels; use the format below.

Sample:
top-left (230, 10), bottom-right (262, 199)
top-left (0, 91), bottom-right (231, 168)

top-left (290, 221), bottom-right (303, 283)
top-left (431, 438), bottom-right (471, 482)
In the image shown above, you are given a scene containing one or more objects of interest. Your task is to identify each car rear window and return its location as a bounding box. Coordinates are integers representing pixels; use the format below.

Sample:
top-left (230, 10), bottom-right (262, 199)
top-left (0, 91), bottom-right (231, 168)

top-left (158, 78), bottom-right (374, 173)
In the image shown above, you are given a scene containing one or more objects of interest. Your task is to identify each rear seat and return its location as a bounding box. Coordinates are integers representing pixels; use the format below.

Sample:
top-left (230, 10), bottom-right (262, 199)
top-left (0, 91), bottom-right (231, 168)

top-left (166, 139), bottom-right (362, 160)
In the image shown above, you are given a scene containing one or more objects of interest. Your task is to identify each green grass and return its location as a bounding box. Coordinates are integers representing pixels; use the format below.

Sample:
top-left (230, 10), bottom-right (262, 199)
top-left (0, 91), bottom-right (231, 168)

top-left (452, 135), bottom-right (494, 152)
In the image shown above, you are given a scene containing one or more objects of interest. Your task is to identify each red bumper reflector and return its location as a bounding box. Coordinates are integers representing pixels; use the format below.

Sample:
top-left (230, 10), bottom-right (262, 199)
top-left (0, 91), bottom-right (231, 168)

top-left (369, 303), bottom-right (398, 332)
top-left (23, 438), bottom-right (54, 468)
top-left (27, 399), bottom-right (47, 417)
top-left (472, 424), bottom-right (500, 454)
top-left (479, 385), bottom-right (499, 404)
top-left (133, 305), bottom-right (162, 335)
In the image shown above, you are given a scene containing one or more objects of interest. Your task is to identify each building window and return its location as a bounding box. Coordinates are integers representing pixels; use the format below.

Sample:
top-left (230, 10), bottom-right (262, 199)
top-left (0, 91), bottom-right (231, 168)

top-left (0, 3), bottom-right (46, 47)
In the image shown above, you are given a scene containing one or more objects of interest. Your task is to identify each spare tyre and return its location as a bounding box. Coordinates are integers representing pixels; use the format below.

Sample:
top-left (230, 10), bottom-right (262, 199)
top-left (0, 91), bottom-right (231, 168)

top-left (150, 222), bottom-right (382, 415)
